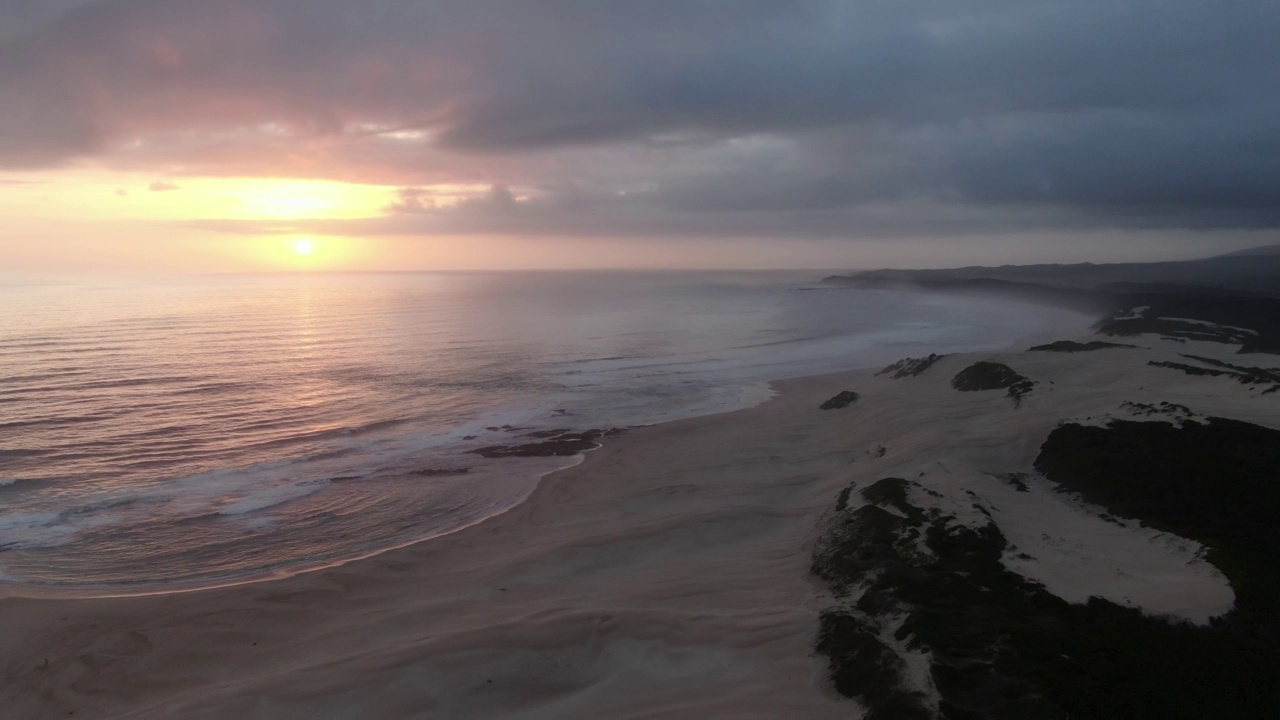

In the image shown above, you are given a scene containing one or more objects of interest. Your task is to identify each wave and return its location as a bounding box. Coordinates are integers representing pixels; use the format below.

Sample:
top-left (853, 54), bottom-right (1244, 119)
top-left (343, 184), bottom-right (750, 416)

top-left (0, 448), bottom-right (47, 458)
top-left (561, 354), bottom-right (647, 365)
top-left (166, 381), bottom-right (259, 396)
top-left (48, 375), bottom-right (201, 392)
top-left (0, 369), bottom-right (90, 386)
top-left (0, 414), bottom-right (117, 431)
top-left (0, 511), bottom-right (77, 550)
top-left (0, 345), bottom-right (129, 357)
top-left (194, 417), bottom-right (418, 456)
top-left (726, 333), bottom-right (829, 350)
top-left (216, 478), bottom-right (331, 516)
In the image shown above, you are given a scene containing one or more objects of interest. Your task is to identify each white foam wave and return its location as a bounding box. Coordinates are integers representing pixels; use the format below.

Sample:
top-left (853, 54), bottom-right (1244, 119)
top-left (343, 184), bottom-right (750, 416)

top-left (217, 478), bottom-right (330, 516)
top-left (0, 510), bottom-right (117, 550)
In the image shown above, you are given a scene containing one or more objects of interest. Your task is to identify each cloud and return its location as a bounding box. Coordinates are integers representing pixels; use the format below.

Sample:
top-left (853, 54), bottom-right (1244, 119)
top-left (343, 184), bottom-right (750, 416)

top-left (469, 183), bottom-right (517, 213)
top-left (384, 187), bottom-right (435, 215)
top-left (148, 180), bottom-right (180, 191)
top-left (1, 0), bottom-right (1278, 237)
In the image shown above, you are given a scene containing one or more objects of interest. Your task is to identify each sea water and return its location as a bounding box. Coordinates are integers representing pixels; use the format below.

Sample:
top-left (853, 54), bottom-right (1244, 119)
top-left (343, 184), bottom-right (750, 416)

top-left (0, 271), bottom-right (1084, 594)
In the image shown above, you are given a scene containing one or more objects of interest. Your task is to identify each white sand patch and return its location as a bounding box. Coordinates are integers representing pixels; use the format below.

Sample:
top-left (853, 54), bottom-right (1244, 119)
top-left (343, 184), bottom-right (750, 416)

top-left (876, 611), bottom-right (940, 714)
top-left (975, 474), bottom-right (1234, 625)
top-left (841, 336), bottom-right (1245, 629)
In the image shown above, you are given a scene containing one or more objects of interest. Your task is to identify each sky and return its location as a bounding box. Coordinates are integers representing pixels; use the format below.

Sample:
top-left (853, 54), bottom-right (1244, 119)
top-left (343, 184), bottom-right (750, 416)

top-left (1, 0), bottom-right (1278, 272)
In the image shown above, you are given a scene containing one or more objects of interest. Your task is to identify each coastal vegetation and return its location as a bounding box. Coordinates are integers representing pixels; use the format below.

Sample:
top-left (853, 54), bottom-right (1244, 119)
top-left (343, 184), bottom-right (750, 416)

top-left (1027, 340), bottom-right (1134, 352)
top-left (813, 415), bottom-right (1280, 719)
top-left (1146, 354), bottom-right (1280, 393)
top-left (1096, 297), bottom-right (1280, 354)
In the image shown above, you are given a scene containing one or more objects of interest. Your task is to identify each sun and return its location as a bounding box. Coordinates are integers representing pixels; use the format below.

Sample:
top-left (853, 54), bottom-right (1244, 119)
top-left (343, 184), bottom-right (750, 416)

top-left (293, 238), bottom-right (315, 256)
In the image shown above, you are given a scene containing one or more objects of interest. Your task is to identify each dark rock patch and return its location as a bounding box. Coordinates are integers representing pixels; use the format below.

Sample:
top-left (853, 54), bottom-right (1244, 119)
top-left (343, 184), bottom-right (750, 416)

top-left (1120, 400), bottom-right (1194, 420)
top-left (1002, 473), bottom-right (1031, 492)
top-left (520, 428), bottom-right (574, 439)
top-left (1182, 354), bottom-right (1280, 384)
top-left (835, 483), bottom-right (855, 512)
top-left (819, 391), bottom-right (860, 410)
top-left (816, 611), bottom-right (932, 720)
top-left (470, 433), bottom-right (601, 458)
top-left (950, 361), bottom-right (1036, 407)
top-left (1147, 355), bottom-right (1280, 393)
top-left (1028, 340), bottom-right (1134, 352)
top-left (410, 467), bottom-right (471, 477)
top-left (877, 354), bottom-right (946, 379)
top-left (468, 427), bottom-right (627, 458)
top-left (1149, 360), bottom-right (1237, 379)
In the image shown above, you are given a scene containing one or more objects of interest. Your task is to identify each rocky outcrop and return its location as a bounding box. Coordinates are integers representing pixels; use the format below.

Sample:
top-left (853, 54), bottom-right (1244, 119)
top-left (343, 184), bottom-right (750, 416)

top-left (950, 362), bottom-right (1035, 407)
top-left (820, 391), bottom-right (860, 410)
top-left (410, 467), bottom-right (471, 477)
top-left (877, 354), bottom-right (945, 379)
top-left (468, 428), bottom-right (626, 458)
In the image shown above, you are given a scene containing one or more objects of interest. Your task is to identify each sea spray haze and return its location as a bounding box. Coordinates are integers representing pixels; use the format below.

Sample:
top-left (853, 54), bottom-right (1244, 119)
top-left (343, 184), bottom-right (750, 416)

top-left (0, 271), bottom-right (1085, 593)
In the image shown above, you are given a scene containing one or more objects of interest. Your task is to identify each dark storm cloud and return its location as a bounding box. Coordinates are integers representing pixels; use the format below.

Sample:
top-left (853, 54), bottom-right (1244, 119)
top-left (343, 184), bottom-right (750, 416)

top-left (2, 0), bottom-right (1278, 234)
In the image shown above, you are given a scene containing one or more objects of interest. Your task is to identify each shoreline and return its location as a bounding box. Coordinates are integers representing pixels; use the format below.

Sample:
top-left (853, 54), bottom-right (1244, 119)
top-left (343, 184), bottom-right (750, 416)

top-left (4, 300), bottom-right (1273, 717)
top-left (3, 355), bottom-right (877, 718)
top-left (0, 291), bottom-right (1095, 601)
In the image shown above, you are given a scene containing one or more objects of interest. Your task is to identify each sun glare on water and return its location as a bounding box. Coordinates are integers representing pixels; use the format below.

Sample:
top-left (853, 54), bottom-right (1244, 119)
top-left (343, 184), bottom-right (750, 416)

top-left (269, 236), bottom-right (365, 270)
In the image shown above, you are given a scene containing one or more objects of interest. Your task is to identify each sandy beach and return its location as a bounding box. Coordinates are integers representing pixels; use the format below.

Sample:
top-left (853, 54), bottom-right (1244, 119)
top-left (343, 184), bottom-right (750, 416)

top-left (2, 321), bottom-right (1275, 719)
top-left (4, 1), bottom-right (1279, 715)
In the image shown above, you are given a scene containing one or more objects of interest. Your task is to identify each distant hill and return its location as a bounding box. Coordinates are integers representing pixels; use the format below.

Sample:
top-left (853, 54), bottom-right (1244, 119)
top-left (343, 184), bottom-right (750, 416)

top-left (1215, 244), bottom-right (1280, 258)
top-left (824, 245), bottom-right (1280, 298)
top-left (823, 245), bottom-right (1280, 353)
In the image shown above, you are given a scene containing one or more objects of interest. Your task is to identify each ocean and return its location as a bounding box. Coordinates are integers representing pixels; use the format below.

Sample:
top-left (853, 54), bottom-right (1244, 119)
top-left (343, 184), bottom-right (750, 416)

top-left (0, 271), bottom-right (1084, 595)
